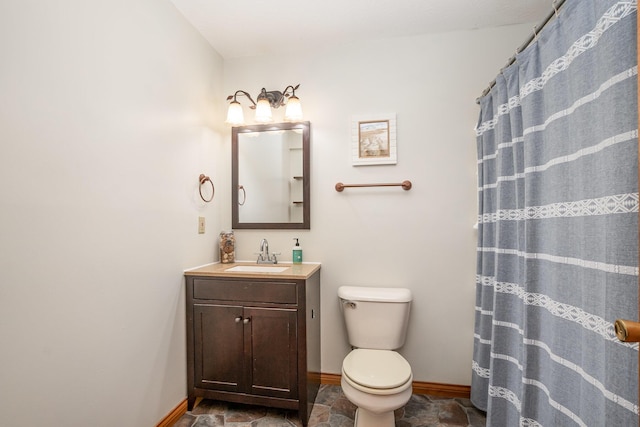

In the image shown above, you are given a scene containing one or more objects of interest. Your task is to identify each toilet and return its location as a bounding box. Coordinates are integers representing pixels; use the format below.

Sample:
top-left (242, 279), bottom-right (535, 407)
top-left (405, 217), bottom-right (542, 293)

top-left (338, 286), bottom-right (413, 427)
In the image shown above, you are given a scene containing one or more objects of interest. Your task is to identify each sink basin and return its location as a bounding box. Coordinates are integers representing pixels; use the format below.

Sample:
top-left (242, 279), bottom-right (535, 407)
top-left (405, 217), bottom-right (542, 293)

top-left (225, 265), bottom-right (289, 273)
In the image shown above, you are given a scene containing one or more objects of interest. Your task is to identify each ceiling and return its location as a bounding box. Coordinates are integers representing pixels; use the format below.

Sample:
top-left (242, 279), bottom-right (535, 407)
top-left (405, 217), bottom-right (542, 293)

top-left (169, 0), bottom-right (553, 59)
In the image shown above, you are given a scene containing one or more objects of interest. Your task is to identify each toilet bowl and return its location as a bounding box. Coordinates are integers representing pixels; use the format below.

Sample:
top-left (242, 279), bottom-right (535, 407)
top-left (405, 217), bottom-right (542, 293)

top-left (341, 349), bottom-right (413, 427)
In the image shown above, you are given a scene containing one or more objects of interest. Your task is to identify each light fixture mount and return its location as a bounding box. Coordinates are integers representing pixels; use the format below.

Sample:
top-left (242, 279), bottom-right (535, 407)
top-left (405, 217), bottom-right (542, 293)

top-left (225, 84), bottom-right (302, 125)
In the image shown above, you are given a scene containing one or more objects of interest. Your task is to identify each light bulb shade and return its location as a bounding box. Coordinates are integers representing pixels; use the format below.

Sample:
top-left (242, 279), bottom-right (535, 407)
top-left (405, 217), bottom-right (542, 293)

top-left (254, 98), bottom-right (273, 123)
top-left (225, 101), bottom-right (244, 125)
top-left (284, 96), bottom-right (303, 121)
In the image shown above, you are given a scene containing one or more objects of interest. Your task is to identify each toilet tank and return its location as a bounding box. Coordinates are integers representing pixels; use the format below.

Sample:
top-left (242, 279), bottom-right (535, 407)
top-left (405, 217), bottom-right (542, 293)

top-left (338, 286), bottom-right (412, 350)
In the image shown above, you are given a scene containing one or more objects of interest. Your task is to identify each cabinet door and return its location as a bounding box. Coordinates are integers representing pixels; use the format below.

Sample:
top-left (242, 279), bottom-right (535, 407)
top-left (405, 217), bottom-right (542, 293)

top-left (244, 307), bottom-right (298, 399)
top-left (194, 304), bottom-right (245, 392)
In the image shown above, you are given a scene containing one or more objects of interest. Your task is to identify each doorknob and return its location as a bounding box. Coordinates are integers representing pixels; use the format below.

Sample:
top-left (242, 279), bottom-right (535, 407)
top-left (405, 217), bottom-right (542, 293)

top-left (614, 319), bottom-right (640, 342)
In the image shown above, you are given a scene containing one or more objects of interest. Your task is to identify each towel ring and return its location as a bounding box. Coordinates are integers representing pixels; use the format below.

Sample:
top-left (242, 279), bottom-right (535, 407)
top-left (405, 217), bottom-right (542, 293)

top-left (199, 174), bottom-right (214, 203)
top-left (238, 185), bottom-right (246, 206)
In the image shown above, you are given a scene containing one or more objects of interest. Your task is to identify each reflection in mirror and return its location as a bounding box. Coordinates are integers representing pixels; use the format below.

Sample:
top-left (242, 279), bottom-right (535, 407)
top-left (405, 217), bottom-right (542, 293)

top-left (232, 122), bottom-right (310, 229)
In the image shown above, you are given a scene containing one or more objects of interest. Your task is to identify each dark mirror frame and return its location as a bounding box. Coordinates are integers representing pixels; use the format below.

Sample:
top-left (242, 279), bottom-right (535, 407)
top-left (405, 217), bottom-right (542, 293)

top-left (232, 121), bottom-right (311, 229)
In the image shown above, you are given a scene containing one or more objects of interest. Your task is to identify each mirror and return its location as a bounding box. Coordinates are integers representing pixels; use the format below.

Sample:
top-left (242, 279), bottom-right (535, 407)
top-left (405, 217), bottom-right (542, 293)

top-left (232, 121), bottom-right (310, 229)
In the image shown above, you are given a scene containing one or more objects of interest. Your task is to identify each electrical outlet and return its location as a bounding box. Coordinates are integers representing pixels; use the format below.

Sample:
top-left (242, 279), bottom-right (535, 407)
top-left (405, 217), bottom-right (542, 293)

top-left (198, 216), bottom-right (205, 234)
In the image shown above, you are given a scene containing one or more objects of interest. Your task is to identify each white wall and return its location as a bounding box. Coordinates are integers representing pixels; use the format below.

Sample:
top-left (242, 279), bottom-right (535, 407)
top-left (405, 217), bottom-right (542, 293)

top-left (0, 2), bottom-right (535, 422)
top-left (0, 1), bottom-right (224, 425)
top-left (224, 24), bottom-right (533, 385)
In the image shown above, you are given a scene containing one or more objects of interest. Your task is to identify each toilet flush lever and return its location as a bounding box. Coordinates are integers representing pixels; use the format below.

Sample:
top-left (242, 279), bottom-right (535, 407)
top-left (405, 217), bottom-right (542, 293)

top-left (342, 300), bottom-right (357, 309)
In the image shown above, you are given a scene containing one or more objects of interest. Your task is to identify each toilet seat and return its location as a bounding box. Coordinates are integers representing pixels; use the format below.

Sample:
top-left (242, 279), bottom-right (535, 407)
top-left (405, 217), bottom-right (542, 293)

top-left (342, 349), bottom-right (412, 395)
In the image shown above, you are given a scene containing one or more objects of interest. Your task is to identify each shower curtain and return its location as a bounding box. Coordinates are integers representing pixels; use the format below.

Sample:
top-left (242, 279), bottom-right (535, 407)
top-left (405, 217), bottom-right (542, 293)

top-left (471, 1), bottom-right (639, 425)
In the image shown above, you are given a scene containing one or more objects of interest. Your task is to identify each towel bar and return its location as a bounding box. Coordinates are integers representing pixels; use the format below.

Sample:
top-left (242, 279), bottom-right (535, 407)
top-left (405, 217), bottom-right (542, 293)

top-left (335, 180), bottom-right (412, 192)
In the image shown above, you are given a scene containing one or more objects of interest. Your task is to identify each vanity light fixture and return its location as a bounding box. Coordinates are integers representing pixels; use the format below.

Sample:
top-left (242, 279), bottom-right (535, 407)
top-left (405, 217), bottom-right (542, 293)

top-left (225, 84), bottom-right (302, 125)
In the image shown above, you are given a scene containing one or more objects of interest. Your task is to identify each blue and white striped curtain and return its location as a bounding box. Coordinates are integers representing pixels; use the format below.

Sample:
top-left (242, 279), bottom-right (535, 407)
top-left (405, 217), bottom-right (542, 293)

top-left (472, 1), bottom-right (639, 425)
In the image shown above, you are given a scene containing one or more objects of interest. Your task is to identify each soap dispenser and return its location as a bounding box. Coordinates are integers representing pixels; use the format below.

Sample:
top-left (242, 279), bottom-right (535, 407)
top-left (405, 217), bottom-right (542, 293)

top-left (292, 238), bottom-right (303, 264)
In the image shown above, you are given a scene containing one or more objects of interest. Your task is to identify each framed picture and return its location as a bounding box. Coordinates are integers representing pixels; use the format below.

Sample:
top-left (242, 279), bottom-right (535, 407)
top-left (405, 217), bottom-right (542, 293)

top-left (351, 113), bottom-right (397, 165)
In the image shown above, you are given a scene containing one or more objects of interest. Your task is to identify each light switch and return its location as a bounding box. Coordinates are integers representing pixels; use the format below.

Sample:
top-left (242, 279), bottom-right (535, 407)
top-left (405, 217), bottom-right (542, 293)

top-left (198, 216), bottom-right (205, 234)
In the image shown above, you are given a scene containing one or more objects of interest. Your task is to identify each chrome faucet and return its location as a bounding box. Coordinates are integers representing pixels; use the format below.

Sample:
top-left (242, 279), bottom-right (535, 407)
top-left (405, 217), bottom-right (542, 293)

top-left (260, 238), bottom-right (269, 259)
top-left (257, 238), bottom-right (279, 264)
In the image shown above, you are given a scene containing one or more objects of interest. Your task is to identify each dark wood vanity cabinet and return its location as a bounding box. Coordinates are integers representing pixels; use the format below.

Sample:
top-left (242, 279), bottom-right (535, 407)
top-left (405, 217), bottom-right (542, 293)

top-left (185, 267), bottom-right (320, 426)
top-left (193, 304), bottom-right (298, 398)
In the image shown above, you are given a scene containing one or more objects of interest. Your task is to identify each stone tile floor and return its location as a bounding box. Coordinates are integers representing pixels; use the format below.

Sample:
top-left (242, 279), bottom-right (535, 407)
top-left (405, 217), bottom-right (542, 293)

top-left (174, 385), bottom-right (486, 426)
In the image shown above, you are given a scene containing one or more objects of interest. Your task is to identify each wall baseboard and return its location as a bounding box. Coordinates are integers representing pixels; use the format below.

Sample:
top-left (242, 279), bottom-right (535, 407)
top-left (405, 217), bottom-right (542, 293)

top-left (156, 399), bottom-right (187, 427)
top-left (159, 375), bottom-right (470, 425)
top-left (411, 380), bottom-right (471, 398)
top-left (319, 373), bottom-right (470, 398)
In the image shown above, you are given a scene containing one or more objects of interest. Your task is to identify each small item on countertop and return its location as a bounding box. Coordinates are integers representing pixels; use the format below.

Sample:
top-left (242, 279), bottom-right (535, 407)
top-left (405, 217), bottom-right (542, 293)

top-left (219, 231), bottom-right (235, 264)
top-left (292, 238), bottom-right (303, 264)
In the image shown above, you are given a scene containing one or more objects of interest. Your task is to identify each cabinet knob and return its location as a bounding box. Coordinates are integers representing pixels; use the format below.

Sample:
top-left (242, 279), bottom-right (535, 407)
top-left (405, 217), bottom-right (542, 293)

top-left (235, 316), bottom-right (243, 323)
top-left (243, 317), bottom-right (251, 324)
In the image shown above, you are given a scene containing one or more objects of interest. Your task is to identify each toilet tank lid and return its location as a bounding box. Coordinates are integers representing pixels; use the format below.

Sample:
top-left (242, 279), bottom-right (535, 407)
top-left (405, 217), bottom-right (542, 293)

top-left (338, 286), bottom-right (412, 303)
